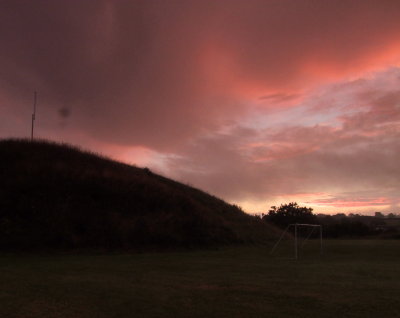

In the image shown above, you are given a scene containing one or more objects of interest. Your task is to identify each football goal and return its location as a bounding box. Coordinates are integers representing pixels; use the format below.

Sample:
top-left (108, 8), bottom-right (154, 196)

top-left (270, 223), bottom-right (323, 260)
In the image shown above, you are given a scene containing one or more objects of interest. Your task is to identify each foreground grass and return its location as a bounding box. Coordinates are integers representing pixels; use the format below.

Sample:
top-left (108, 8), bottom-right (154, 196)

top-left (1, 240), bottom-right (399, 318)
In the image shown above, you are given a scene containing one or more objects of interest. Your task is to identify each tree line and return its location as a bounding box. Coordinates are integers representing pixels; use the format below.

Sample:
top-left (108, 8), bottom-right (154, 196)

top-left (260, 202), bottom-right (400, 238)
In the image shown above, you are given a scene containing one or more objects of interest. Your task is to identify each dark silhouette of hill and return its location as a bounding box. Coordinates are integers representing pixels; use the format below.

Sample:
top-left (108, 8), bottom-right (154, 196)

top-left (0, 139), bottom-right (277, 250)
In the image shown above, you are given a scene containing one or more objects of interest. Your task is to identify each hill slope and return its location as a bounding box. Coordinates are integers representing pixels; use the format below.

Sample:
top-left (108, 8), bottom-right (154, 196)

top-left (0, 139), bottom-right (277, 250)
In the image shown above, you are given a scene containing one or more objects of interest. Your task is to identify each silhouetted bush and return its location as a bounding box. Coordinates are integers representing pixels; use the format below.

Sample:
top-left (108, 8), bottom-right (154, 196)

top-left (262, 202), bottom-right (318, 228)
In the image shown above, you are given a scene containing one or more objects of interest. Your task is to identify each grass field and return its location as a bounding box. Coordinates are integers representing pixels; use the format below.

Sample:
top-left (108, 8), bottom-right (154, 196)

top-left (1, 240), bottom-right (399, 318)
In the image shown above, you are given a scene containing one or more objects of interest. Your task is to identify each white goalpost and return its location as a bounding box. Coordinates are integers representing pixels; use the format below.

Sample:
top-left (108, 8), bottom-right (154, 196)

top-left (270, 223), bottom-right (323, 260)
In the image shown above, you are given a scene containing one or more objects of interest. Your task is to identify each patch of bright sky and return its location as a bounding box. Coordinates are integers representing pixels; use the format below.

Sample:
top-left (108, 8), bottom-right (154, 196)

top-left (116, 146), bottom-right (182, 176)
top-left (242, 91), bottom-right (352, 133)
top-left (241, 67), bottom-right (400, 134)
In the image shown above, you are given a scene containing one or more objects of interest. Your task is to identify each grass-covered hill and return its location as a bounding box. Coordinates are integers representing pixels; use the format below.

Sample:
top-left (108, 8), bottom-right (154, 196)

top-left (0, 139), bottom-right (277, 250)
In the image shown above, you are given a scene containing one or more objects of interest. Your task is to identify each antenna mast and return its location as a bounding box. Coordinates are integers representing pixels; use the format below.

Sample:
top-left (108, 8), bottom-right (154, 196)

top-left (31, 91), bottom-right (37, 141)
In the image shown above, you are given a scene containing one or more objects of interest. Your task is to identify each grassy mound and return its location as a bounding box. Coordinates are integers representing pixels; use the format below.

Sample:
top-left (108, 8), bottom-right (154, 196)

top-left (0, 139), bottom-right (277, 250)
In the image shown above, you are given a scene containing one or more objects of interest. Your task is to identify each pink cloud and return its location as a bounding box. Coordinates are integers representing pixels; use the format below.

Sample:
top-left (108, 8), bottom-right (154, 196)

top-left (164, 69), bottom-right (400, 213)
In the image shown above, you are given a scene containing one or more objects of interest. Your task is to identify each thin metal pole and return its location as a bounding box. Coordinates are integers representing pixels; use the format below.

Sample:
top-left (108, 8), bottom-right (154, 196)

top-left (31, 91), bottom-right (37, 141)
top-left (294, 224), bottom-right (297, 260)
top-left (320, 225), bottom-right (323, 256)
top-left (270, 224), bottom-right (291, 255)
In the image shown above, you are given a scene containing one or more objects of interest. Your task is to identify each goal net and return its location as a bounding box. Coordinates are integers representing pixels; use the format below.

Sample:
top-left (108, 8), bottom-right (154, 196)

top-left (270, 223), bottom-right (323, 260)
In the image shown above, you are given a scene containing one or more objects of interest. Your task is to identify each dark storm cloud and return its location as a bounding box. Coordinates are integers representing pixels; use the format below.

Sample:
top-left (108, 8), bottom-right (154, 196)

top-left (0, 0), bottom-right (220, 148)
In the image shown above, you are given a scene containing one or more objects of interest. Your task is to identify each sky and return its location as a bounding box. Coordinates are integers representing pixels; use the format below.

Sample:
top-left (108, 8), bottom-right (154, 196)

top-left (1, 0), bottom-right (400, 215)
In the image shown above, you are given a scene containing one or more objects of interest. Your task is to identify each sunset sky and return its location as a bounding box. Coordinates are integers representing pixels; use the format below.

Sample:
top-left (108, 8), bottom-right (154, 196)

top-left (1, 0), bottom-right (399, 215)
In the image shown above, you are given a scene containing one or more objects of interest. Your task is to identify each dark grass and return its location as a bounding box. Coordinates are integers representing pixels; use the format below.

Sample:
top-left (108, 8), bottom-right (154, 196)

top-left (1, 240), bottom-right (399, 318)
